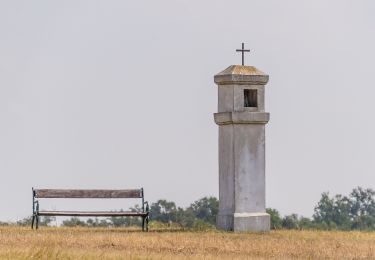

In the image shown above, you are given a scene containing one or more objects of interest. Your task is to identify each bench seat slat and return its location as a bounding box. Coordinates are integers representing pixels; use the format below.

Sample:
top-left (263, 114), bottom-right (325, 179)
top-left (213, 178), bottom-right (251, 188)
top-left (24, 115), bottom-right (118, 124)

top-left (34, 189), bottom-right (142, 199)
top-left (38, 211), bottom-right (148, 217)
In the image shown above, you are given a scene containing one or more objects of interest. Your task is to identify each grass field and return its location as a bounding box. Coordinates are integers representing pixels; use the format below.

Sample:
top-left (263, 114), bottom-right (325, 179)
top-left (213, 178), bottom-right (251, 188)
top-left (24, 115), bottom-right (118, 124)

top-left (1, 226), bottom-right (375, 259)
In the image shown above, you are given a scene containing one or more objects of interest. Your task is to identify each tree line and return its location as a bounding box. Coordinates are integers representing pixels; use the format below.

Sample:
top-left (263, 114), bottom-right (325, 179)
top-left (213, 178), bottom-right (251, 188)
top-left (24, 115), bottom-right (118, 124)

top-left (271, 186), bottom-right (375, 230)
top-left (6, 187), bottom-right (375, 231)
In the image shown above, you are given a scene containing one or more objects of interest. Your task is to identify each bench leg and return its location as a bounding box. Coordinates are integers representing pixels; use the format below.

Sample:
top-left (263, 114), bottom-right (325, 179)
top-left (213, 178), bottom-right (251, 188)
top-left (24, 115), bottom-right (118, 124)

top-left (31, 215), bottom-right (35, 229)
top-left (146, 216), bottom-right (149, 232)
top-left (142, 217), bottom-right (145, 232)
top-left (36, 216), bottom-right (39, 230)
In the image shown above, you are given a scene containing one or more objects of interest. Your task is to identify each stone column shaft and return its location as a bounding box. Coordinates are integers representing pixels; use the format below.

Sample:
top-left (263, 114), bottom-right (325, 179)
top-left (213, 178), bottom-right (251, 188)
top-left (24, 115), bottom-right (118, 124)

top-left (214, 65), bottom-right (270, 232)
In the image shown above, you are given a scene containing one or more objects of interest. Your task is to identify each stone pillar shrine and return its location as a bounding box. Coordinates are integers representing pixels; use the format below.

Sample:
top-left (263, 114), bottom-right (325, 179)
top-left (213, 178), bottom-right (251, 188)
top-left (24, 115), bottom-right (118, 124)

top-left (214, 44), bottom-right (270, 232)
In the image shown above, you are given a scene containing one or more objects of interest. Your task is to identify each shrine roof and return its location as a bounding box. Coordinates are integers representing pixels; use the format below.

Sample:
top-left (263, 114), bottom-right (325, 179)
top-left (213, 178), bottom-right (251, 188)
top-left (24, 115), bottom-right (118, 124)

top-left (214, 65), bottom-right (269, 85)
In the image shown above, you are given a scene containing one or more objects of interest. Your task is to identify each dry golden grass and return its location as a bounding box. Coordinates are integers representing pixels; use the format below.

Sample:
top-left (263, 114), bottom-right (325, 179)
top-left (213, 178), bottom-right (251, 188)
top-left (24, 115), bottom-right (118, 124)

top-left (1, 226), bottom-right (375, 259)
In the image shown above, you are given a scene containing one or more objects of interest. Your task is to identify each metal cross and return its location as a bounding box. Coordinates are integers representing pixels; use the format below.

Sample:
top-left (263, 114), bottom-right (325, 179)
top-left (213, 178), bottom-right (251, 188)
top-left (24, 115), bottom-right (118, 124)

top-left (236, 43), bottom-right (250, 66)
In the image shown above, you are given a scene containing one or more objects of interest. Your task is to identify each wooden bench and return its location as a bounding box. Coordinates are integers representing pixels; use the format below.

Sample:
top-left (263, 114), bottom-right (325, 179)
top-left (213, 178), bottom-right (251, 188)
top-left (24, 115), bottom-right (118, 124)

top-left (31, 188), bottom-right (149, 231)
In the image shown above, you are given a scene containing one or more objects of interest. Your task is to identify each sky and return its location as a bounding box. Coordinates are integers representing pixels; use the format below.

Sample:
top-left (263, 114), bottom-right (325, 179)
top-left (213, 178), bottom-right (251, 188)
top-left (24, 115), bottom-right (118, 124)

top-left (1, 0), bottom-right (375, 221)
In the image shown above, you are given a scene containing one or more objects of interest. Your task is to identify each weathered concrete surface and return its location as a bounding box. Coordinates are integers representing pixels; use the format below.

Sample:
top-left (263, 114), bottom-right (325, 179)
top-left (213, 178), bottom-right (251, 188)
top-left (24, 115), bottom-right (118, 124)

top-left (214, 111), bottom-right (269, 125)
top-left (214, 65), bottom-right (270, 232)
top-left (217, 124), bottom-right (235, 231)
top-left (234, 213), bottom-right (270, 232)
top-left (214, 65), bottom-right (269, 85)
top-left (218, 84), bottom-right (265, 113)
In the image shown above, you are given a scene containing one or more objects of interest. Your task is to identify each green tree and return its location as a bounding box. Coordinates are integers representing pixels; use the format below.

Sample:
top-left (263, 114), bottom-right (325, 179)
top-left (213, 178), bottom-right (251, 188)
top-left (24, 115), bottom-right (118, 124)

top-left (149, 200), bottom-right (177, 223)
top-left (349, 187), bottom-right (375, 230)
top-left (189, 197), bottom-right (219, 225)
top-left (298, 217), bottom-right (315, 229)
top-left (266, 208), bottom-right (282, 229)
top-left (313, 192), bottom-right (351, 229)
top-left (282, 214), bottom-right (299, 229)
top-left (313, 187), bottom-right (375, 230)
top-left (175, 207), bottom-right (195, 228)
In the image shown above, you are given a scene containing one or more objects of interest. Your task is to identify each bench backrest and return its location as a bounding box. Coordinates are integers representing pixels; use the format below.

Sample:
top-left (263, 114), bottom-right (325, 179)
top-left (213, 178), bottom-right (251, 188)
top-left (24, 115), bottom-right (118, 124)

top-left (33, 189), bottom-right (143, 199)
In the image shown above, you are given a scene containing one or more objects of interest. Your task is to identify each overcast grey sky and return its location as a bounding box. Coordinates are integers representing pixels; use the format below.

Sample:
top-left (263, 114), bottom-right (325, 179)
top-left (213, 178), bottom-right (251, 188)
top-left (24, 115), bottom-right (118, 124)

top-left (1, 0), bottom-right (375, 221)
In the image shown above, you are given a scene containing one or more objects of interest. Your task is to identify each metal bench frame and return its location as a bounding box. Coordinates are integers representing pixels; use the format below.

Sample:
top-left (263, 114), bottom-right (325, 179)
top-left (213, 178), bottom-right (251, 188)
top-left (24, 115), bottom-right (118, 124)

top-left (32, 188), bottom-right (149, 231)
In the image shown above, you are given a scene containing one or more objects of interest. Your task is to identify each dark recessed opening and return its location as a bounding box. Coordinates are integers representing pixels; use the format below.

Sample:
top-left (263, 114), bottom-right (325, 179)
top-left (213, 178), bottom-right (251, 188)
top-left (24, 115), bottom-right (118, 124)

top-left (244, 89), bottom-right (257, 107)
